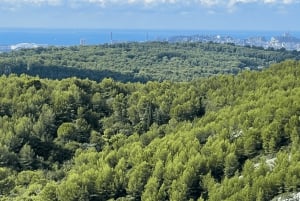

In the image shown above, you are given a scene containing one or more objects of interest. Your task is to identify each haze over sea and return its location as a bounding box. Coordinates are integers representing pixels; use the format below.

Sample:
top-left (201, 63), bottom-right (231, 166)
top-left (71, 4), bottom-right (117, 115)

top-left (1, 28), bottom-right (300, 46)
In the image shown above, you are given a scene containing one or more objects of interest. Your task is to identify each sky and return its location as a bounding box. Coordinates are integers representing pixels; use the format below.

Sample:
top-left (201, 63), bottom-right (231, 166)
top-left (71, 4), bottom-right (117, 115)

top-left (0, 0), bottom-right (300, 30)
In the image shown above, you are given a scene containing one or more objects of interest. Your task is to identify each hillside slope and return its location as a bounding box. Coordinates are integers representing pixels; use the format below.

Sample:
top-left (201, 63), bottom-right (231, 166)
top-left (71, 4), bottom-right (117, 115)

top-left (0, 60), bottom-right (300, 200)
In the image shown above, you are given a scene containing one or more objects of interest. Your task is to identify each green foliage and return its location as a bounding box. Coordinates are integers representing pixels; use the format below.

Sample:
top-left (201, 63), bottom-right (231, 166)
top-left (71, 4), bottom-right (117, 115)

top-left (0, 167), bottom-right (15, 195)
top-left (18, 144), bottom-right (36, 170)
top-left (0, 60), bottom-right (300, 200)
top-left (1, 42), bottom-right (300, 82)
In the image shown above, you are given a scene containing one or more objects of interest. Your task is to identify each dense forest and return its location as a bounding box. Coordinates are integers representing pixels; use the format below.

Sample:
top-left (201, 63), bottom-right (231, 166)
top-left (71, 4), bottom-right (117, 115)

top-left (1, 42), bottom-right (300, 82)
top-left (1, 59), bottom-right (300, 200)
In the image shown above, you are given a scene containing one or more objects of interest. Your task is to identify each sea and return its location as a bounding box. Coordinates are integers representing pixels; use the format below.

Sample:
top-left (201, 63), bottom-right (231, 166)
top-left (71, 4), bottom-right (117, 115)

top-left (1, 28), bottom-right (300, 46)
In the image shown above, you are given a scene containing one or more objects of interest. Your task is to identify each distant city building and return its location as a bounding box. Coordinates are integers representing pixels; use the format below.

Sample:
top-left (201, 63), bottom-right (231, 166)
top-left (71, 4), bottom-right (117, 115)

top-left (9, 43), bottom-right (47, 51)
top-left (167, 33), bottom-right (300, 51)
top-left (80, 38), bottom-right (86, 46)
top-left (0, 45), bottom-right (11, 53)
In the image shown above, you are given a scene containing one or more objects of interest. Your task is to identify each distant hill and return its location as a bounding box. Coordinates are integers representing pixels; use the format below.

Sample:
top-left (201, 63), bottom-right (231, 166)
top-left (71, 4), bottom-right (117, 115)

top-left (1, 42), bottom-right (300, 82)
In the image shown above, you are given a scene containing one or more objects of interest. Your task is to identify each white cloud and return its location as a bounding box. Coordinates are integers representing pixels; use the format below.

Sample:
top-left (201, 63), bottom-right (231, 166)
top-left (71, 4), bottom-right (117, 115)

top-left (264, 0), bottom-right (276, 3)
top-left (0, 0), bottom-right (299, 10)
top-left (227, 0), bottom-right (300, 6)
top-left (282, 0), bottom-right (295, 4)
top-left (75, 0), bottom-right (300, 6)
top-left (197, 0), bottom-right (222, 7)
top-left (228, 0), bottom-right (255, 8)
top-left (101, 0), bottom-right (294, 9)
top-left (0, 0), bottom-right (62, 6)
top-left (226, 0), bottom-right (300, 12)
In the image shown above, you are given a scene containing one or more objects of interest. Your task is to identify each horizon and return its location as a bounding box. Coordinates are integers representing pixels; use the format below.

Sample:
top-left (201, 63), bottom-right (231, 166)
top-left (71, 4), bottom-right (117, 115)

top-left (1, 27), bottom-right (300, 32)
top-left (1, 28), bottom-right (300, 51)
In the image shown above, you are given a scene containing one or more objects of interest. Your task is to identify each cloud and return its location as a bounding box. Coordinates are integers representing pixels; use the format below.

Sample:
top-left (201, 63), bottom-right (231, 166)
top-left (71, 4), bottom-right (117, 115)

top-left (69, 0), bottom-right (300, 6)
top-left (282, 0), bottom-right (296, 4)
top-left (226, 0), bottom-right (300, 12)
top-left (0, 0), bottom-right (63, 7)
top-left (0, 0), bottom-right (299, 10)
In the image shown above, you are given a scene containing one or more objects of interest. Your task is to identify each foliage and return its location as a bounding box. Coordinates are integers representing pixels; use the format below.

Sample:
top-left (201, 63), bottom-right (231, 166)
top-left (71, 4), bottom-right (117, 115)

top-left (0, 60), bottom-right (300, 200)
top-left (1, 42), bottom-right (300, 82)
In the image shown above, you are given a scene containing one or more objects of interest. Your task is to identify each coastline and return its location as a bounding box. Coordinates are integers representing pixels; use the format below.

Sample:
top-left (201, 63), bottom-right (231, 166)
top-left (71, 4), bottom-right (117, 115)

top-left (1, 28), bottom-right (300, 51)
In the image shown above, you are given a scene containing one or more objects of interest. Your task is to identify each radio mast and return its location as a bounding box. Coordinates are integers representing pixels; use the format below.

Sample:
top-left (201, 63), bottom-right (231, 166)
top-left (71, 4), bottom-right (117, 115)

top-left (110, 32), bottom-right (113, 44)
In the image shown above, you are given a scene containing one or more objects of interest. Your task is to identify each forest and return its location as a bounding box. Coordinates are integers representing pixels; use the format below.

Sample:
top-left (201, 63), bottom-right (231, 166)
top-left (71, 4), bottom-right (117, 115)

top-left (1, 58), bottom-right (300, 200)
top-left (0, 42), bottom-right (300, 82)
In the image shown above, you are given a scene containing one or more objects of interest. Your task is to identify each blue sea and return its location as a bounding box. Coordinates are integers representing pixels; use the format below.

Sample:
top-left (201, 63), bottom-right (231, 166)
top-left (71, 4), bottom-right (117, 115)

top-left (1, 28), bottom-right (300, 46)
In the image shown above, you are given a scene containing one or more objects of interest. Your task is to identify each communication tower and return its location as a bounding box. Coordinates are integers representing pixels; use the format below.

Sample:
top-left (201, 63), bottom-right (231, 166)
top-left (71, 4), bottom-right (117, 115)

top-left (110, 32), bottom-right (113, 44)
top-left (80, 38), bottom-right (86, 46)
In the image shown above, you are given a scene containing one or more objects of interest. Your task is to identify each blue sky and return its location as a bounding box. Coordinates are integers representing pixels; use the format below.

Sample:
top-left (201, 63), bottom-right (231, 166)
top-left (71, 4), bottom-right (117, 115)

top-left (0, 0), bottom-right (299, 30)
